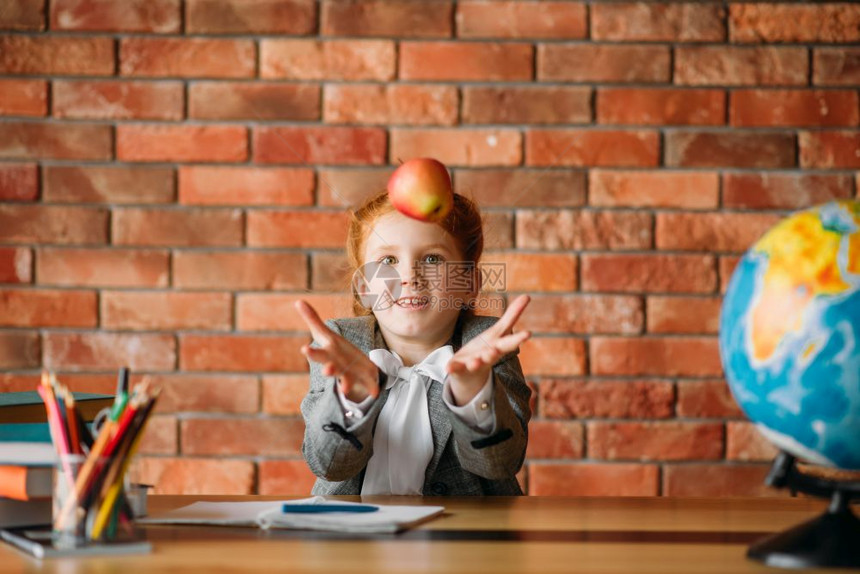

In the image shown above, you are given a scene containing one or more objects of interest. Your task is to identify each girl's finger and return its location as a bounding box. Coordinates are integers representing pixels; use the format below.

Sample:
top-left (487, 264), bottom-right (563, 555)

top-left (494, 330), bottom-right (532, 353)
top-left (294, 300), bottom-right (333, 345)
top-left (447, 359), bottom-right (467, 374)
top-left (493, 294), bottom-right (531, 337)
top-left (303, 345), bottom-right (331, 364)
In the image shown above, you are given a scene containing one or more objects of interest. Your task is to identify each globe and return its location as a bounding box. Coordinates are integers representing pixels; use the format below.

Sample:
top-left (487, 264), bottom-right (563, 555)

top-left (720, 200), bottom-right (860, 471)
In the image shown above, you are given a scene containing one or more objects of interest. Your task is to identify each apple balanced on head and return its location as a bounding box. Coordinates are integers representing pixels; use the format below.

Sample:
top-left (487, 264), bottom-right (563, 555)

top-left (387, 158), bottom-right (454, 223)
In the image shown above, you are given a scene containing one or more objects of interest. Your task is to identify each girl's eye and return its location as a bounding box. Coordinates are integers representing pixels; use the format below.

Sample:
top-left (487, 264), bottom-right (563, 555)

top-left (379, 255), bottom-right (396, 265)
top-left (424, 253), bottom-right (444, 264)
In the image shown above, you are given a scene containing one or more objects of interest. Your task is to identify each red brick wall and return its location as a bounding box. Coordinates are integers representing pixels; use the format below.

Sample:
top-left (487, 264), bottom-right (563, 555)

top-left (1, 0), bottom-right (858, 496)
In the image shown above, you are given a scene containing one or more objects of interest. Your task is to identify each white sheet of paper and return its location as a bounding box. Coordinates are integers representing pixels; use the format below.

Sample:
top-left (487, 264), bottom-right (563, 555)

top-left (141, 496), bottom-right (445, 533)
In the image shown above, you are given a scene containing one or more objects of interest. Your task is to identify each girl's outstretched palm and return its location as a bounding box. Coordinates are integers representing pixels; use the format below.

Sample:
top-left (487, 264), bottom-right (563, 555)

top-left (294, 300), bottom-right (380, 402)
top-left (446, 294), bottom-right (532, 406)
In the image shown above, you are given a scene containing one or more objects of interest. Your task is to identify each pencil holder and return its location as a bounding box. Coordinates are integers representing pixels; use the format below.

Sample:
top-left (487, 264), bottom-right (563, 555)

top-left (52, 454), bottom-right (87, 549)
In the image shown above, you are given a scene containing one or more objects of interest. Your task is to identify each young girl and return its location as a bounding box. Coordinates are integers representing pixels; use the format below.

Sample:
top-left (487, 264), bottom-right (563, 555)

top-left (294, 188), bottom-right (532, 496)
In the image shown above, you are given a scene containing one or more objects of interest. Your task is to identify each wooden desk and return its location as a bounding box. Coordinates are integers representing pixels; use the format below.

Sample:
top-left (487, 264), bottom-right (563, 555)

top-left (1, 495), bottom-right (851, 573)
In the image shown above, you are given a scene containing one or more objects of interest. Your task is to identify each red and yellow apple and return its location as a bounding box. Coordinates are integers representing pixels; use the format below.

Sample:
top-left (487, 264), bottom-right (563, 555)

top-left (387, 158), bottom-right (454, 223)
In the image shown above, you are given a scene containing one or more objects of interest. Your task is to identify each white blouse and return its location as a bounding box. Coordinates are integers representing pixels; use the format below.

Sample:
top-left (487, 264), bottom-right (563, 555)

top-left (336, 345), bottom-right (495, 495)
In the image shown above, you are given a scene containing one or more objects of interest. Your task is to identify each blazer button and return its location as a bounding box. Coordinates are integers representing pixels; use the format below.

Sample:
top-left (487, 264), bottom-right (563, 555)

top-left (430, 482), bottom-right (449, 495)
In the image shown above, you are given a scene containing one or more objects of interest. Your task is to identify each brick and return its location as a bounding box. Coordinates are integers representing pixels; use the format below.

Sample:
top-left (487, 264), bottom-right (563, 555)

top-left (181, 334), bottom-right (307, 372)
top-left (516, 210), bottom-right (652, 251)
top-left (173, 252), bottom-right (306, 291)
top-left (597, 88), bottom-right (725, 126)
top-left (731, 90), bottom-right (859, 128)
top-left (120, 38), bottom-right (254, 78)
top-left (656, 212), bottom-right (782, 253)
top-left (582, 254), bottom-right (716, 294)
top-left (814, 48), bottom-right (860, 86)
top-left (529, 463), bottom-right (659, 496)
top-left (148, 374), bottom-right (259, 414)
top-left (258, 460), bottom-right (316, 496)
top-left (0, 163), bottom-right (38, 201)
top-left (647, 296), bottom-right (721, 335)
top-left (590, 170), bottom-right (719, 210)
top-left (486, 213), bottom-right (516, 252)
top-left (37, 248), bottom-right (169, 288)
top-left (0, 289), bottom-right (97, 327)
top-left (43, 166), bottom-right (175, 204)
top-left (323, 0), bottom-right (451, 37)
top-left (51, 0), bottom-right (180, 32)
top-left (310, 252), bottom-right (351, 291)
top-left (0, 0), bottom-right (45, 30)
top-left (254, 126), bottom-right (386, 165)
top-left (102, 291), bottom-right (231, 331)
top-left (480, 253), bottom-right (577, 292)
top-left (137, 415), bottom-right (177, 455)
top-left (0, 248), bottom-right (32, 284)
top-left (727, 421), bottom-right (779, 462)
top-left (0, 35), bottom-right (114, 75)
top-left (0, 332), bottom-right (40, 368)
top-left (316, 168), bottom-right (393, 207)
top-left (526, 130), bottom-right (659, 168)
top-left (527, 421), bottom-right (584, 459)
top-left (113, 208), bottom-right (243, 247)
top-left (463, 86), bottom-right (590, 125)
top-left (0, 122), bottom-right (111, 160)
top-left (182, 418), bottom-right (304, 456)
top-left (390, 129), bottom-right (521, 167)
top-left (324, 84), bottom-right (457, 126)
top-left (518, 337), bottom-right (586, 376)
top-left (591, 336), bottom-right (722, 377)
top-left (723, 173), bottom-right (853, 210)
top-left (592, 2), bottom-right (725, 42)
top-left (43, 332), bottom-right (176, 371)
top-left (189, 82), bottom-right (319, 121)
top-left (262, 374), bottom-right (308, 415)
top-left (677, 379), bottom-right (743, 418)
top-left (0, 79), bottom-right (47, 116)
top-left (540, 379), bottom-right (674, 419)
top-left (457, 1), bottom-right (585, 39)
top-left (187, 0), bottom-right (316, 34)
top-left (455, 169), bottom-right (586, 208)
top-left (589, 421), bottom-right (723, 461)
top-left (237, 293), bottom-right (351, 332)
top-left (665, 131), bottom-right (795, 168)
top-left (0, 373), bottom-right (115, 394)
top-left (53, 80), bottom-right (183, 121)
top-left (179, 166), bottom-right (314, 207)
top-left (400, 42), bottom-right (532, 81)
top-left (663, 464), bottom-right (777, 497)
top-left (246, 211), bottom-right (347, 248)
top-left (800, 131), bottom-right (860, 169)
top-left (117, 125), bottom-right (247, 163)
top-left (538, 44), bottom-right (670, 83)
top-left (730, 4), bottom-right (860, 44)
top-left (261, 39), bottom-right (395, 80)
top-left (130, 457), bottom-right (253, 495)
top-left (675, 46), bottom-right (808, 86)
top-left (518, 295), bottom-right (642, 334)
top-left (719, 256), bottom-right (741, 295)
top-left (0, 205), bottom-right (107, 245)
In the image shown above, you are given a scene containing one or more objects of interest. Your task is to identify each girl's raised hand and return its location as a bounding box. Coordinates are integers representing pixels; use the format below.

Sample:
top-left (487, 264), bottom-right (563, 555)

top-left (445, 294), bottom-right (532, 405)
top-left (294, 300), bottom-right (381, 402)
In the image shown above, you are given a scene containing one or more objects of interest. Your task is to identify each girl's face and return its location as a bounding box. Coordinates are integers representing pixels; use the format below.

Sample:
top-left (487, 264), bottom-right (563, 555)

top-left (360, 211), bottom-right (476, 340)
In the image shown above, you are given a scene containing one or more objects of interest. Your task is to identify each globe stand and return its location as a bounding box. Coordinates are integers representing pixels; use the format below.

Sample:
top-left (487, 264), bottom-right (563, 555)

top-left (747, 451), bottom-right (860, 569)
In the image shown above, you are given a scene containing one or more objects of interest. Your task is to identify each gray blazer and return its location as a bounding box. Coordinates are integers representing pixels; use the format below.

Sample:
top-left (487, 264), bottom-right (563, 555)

top-left (300, 312), bottom-right (531, 496)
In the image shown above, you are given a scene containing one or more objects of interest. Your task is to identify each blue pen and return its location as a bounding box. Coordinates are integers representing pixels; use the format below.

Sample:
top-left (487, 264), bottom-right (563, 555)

top-left (281, 504), bottom-right (379, 514)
